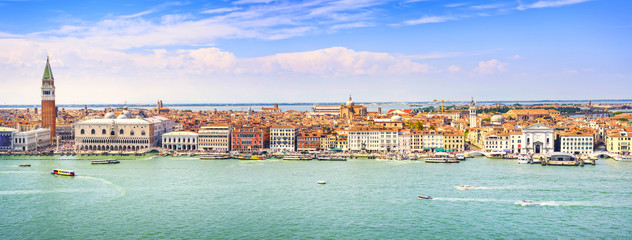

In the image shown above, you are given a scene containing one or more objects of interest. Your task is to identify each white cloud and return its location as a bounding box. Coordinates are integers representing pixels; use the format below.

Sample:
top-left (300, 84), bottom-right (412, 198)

top-left (517, 0), bottom-right (590, 10)
top-left (447, 65), bottom-right (462, 73)
top-left (508, 54), bottom-right (524, 60)
top-left (474, 59), bottom-right (507, 74)
top-left (404, 15), bottom-right (456, 25)
top-left (200, 7), bottom-right (242, 14)
top-left (330, 22), bottom-right (372, 30)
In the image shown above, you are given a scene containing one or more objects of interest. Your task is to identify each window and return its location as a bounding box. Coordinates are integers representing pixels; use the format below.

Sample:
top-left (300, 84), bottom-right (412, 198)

top-left (81, 129), bottom-right (85, 135)
top-left (131, 131), bottom-right (135, 136)
top-left (120, 129), bottom-right (124, 135)
top-left (110, 131), bottom-right (115, 135)
top-left (91, 129), bottom-right (96, 135)
top-left (102, 129), bottom-right (106, 134)
top-left (141, 130), bottom-right (146, 136)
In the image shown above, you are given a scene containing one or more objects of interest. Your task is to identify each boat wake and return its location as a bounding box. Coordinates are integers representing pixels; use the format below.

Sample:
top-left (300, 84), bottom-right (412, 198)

top-left (431, 197), bottom-right (512, 203)
top-left (75, 176), bottom-right (126, 200)
top-left (0, 189), bottom-right (98, 195)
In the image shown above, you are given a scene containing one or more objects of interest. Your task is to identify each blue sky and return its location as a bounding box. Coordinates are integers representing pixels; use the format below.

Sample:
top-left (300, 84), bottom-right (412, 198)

top-left (0, 0), bottom-right (630, 104)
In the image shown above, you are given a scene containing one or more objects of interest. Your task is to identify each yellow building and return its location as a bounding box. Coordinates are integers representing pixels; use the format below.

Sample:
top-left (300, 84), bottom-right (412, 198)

top-left (444, 131), bottom-right (465, 152)
top-left (606, 131), bottom-right (632, 154)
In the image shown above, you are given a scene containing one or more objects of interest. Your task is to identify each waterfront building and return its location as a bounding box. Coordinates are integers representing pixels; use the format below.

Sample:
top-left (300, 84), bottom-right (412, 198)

top-left (162, 132), bottom-right (198, 151)
top-left (335, 135), bottom-right (348, 151)
top-left (297, 131), bottom-right (320, 151)
top-left (484, 132), bottom-right (510, 152)
top-left (410, 130), bottom-right (424, 152)
top-left (270, 125), bottom-right (298, 152)
top-left (231, 127), bottom-right (269, 152)
top-left (74, 111), bottom-right (172, 151)
top-left (347, 126), bottom-right (398, 152)
top-left (13, 128), bottom-right (51, 151)
top-left (320, 134), bottom-right (336, 150)
top-left (422, 130), bottom-right (444, 151)
top-left (510, 131), bottom-right (524, 154)
top-left (0, 127), bottom-right (17, 151)
top-left (40, 56), bottom-right (56, 143)
top-left (340, 96), bottom-right (367, 119)
top-left (558, 130), bottom-right (594, 154)
top-left (606, 130), bottom-right (631, 154)
top-left (443, 131), bottom-right (465, 152)
top-left (521, 123), bottom-right (555, 154)
top-left (396, 129), bottom-right (411, 152)
top-left (469, 98), bottom-right (477, 128)
top-left (198, 125), bottom-right (231, 152)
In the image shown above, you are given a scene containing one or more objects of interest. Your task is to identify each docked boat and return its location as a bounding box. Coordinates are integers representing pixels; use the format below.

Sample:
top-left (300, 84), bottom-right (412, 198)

top-left (91, 159), bottom-right (120, 164)
top-left (418, 195), bottom-right (433, 200)
top-left (317, 180), bottom-right (327, 184)
top-left (51, 169), bottom-right (75, 176)
top-left (317, 156), bottom-right (347, 161)
top-left (200, 154), bottom-right (231, 160)
top-left (455, 185), bottom-right (475, 190)
top-left (455, 154), bottom-right (465, 161)
top-left (517, 154), bottom-right (531, 164)
top-left (283, 155), bottom-right (312, 160)
top-left (614, 155), bottom-right (632, 161)
top-left (425, 153), bottom-right (459, 163)
top-left (19, 164), bottom-right (31, 167)
top-left (514, 200), bottom-right (540, 206)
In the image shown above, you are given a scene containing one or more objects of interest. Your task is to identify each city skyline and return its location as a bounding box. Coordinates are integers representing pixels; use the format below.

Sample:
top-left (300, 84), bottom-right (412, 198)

top-left (1, 0), bottom-right (631, 104)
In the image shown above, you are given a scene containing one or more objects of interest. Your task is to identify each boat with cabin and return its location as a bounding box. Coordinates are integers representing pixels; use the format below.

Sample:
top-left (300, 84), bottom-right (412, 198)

top-left (19, 164), bottom-right (31, 167)
top-left (456, 154), bottom-right (465, 161)
top-left (317, 156), bottom-right (347, 161)
top-left (514, 200), bottom-right (541, 206)
top-left (283, 155), bottom-right (312, 161)
top-left (418, 195), bottom-right (433, 200)
top-left (91, 159), bottom-right (120, 164)
top-left (200, 153), bottom-right (231, 160)
top-left (517, 154), bottom-right (531, 164)
top-left (51, 169), bottom-right (75, 176)
top-left (425, 153), bottom-right (459, 163)
top-left (455, 185), bottom-right (475, 190)
top-left (614, 155), bottom-right (632, 161)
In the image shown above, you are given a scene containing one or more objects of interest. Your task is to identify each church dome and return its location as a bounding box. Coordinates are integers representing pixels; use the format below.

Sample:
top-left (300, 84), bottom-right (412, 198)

top-left (122, 110), bottom-right (132, 119)
top-left (491, 114), bottom-right (504, 125)
top-left (104, 112), bottom-right (116, 119)
top-left (346, 96), bottom-right (355, 107)
top-left (117, 114), bottom-right (128, 119)
top-left (391, 115), bottom-right (402, 122)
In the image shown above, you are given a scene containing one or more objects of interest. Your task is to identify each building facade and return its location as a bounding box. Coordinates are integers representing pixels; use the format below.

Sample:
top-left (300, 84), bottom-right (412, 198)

top-left (198, 125), bottom-right (231, 152)
top-left (521, 123), bottom-right (555, 154)
top-left (558, 131), bottom-right (594, 155)
top-left (0, 127), bottom-right (17, 151)
top-left (270, 126), bottom-right (298, 152)
top-left (231, 127), bottom-right (269, 152)
top-left (297, 131), bottom-right (320, 151)
top-left (162, 132), bottom-right (198, 151)
top-left (14, 128), bottom-right (51, 151)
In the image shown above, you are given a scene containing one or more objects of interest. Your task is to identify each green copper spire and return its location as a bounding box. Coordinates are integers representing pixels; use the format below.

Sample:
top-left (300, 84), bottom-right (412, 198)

top-left (42, 56), bottom-right (54, 80)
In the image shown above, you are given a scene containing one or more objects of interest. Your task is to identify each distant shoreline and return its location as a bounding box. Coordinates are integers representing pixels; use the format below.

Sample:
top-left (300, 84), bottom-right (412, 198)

top-left (2, 99), bottom-right (632, 109)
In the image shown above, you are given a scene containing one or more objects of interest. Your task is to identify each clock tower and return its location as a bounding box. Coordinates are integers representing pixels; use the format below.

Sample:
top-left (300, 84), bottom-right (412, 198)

top-left (41, 56), bottom-right (56, 143)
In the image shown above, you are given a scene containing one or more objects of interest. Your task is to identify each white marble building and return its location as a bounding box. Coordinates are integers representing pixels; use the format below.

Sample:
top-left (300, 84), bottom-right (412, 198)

top-left (521, 123), bottom-right (555, 154)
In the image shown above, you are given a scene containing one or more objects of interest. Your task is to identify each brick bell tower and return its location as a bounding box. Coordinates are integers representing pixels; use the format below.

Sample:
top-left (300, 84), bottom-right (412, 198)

top-left (41, 56), bottom-right (56, 143)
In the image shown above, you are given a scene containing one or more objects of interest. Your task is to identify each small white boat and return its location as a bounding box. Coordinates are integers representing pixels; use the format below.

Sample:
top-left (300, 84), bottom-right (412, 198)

top-left (614, 155), bottom-right (632, 161)
top-left (317, 180), bottom-right (327, 184)
top-left (517, 154), bottom-right (531, 164)
top-left (456, 154), bottom-right (465, 160)
top-left (455, 185), bottom-right (475, 190)
top-left (514, 200), bottom-right (540, 206)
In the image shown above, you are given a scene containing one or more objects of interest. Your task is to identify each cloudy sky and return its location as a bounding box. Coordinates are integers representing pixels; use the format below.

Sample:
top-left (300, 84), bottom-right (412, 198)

top-left (0, 0), bottom-right (630, 105)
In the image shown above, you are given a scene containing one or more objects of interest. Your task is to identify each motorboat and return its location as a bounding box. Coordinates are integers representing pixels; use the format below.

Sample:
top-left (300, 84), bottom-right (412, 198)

top-left (200, 154), bottom-right (231, 160)
top-left (317, 180), bottom-right (327, 184)
top-left (456, 154), bottom-right (465, 160)
top-left (425, 153), bottom-right (459, 163)
top-left (283, 155), bottom-right (312, 160)
top-left (19, 164), bottom-right (31, 167)
top-left (51, 169), bottom-right (75, 176)
top-left (418, 195), bottom-right (433, 200)
top-left (455, 185), bottom-right (475, 190)
top-left (514, 200), bottom-right (541, 206)
top-left (517, 154), bottom-right (531, 164)
top-left (614, 155), bottom-right (632, 161)
top-left (317, 156), bottom-right (347, 161)
top-left (92, 159), bottom-right (120, 164)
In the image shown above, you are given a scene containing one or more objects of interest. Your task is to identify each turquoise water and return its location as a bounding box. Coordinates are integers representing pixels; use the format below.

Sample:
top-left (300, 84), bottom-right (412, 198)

top-left (1, 156), bottom-right (631, 239)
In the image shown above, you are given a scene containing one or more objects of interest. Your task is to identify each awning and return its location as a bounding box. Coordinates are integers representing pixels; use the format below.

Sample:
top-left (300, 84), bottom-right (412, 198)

top-left (332, 148), bottom-right (342, 151)
top-left (435, 148), bottom-right (446, 152)
top-left (423, 148), bottom-right (431, 151)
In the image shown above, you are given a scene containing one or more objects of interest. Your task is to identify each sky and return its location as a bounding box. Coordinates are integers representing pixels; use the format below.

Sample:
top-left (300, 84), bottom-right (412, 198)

top-left (0, 0), bottom-right (631, 105)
